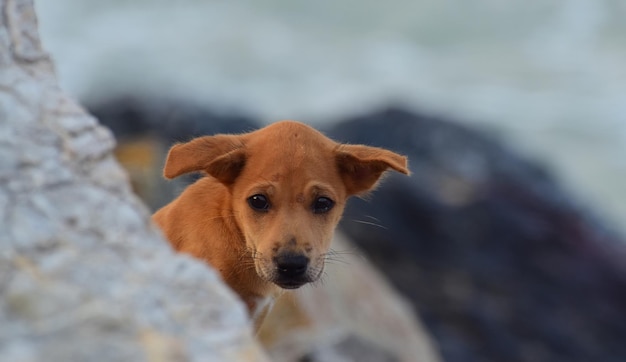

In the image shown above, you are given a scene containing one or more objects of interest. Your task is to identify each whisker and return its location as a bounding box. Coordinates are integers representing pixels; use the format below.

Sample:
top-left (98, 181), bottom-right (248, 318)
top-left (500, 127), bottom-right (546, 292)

top-left (350, 219), bottom-right (388, 230)
top-left (311, 272), bottom-right (326, 288)
top-left (325, 259), bottom-right (348, 264)
top-left (325, 248), bottom-right (358, 256)
top-left (221, 260), bottom-right (256, 281)
top-left (321, 249), bottom-right (354, 267)
top-left (363, 215), bottom-right (382, 222)
top-left (317, 271), bottom-right (330, 287)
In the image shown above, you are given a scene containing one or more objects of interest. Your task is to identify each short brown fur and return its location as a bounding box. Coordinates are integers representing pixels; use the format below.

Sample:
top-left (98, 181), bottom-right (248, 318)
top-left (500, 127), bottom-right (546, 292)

top-left (152, 120), bottom-right (409, 330)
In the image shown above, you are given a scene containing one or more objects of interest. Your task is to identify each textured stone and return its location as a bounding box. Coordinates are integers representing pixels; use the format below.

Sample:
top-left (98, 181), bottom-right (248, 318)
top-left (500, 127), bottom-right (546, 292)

top-left (0, 1), bottom-right (268, 361)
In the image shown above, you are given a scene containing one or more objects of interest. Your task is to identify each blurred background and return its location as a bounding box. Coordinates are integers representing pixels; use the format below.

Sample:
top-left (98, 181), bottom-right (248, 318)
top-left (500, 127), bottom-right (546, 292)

top-left (36, 0), bottom-right (626, 235)
top-left (35, 1), bottom-right (626, 361)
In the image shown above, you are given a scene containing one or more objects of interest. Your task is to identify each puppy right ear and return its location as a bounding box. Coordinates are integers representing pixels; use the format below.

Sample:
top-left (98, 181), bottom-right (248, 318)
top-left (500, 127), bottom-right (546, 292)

top-left (163, 135), bottom-right (246, 184)
top-left (335, 144), bottom-right (409, 196)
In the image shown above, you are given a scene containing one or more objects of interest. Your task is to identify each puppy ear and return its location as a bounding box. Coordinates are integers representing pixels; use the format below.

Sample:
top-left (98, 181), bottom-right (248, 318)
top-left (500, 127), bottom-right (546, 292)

top-left (335, 144), bottom-right (409, 196)
top-left (163, 135), bottom-right (246, 184)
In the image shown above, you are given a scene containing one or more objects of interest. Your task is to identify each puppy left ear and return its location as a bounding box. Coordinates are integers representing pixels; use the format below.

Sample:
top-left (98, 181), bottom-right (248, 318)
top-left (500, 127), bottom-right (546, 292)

top-left (336, 144), bottom-right (409, 196)
top-left (163, 134), bottom-right (246, 185)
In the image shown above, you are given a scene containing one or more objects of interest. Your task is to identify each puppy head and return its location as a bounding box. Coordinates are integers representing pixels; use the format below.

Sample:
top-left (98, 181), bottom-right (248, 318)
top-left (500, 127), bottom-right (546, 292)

top-left (163, 121), bottom-right (409, 289)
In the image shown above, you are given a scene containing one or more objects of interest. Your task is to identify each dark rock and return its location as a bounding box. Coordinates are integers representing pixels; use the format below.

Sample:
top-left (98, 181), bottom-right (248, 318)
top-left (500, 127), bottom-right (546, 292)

top-left (88, 96), bottom-right (258, 143)
top-left (326, 107), bottom-right (626, 362)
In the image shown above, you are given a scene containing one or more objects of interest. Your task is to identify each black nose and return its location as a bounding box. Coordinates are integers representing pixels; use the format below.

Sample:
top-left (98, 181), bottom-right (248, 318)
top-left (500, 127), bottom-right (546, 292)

top-left (274, 254), bottom-right (309, 278)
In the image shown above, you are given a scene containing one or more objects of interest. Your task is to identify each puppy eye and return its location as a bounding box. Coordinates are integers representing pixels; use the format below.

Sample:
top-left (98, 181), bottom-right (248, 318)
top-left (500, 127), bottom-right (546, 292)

top-left (248, 194), bottom-right (270, 212)
top-left (312, 197), bottom-right (335, 214)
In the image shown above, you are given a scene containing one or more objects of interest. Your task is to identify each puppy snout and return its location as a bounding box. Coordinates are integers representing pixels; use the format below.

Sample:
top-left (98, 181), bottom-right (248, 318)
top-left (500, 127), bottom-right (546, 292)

top-left (274, 253), bottom-right (309, 280)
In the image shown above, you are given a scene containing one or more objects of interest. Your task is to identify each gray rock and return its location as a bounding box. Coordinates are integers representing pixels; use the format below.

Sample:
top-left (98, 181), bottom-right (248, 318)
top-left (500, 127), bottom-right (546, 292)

top-left (0, 1), bottom-right (267, 361)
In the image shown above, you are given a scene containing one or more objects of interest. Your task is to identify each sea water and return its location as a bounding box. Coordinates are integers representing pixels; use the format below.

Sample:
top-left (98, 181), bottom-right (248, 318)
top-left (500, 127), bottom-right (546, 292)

top-left (36, 0), bottom-right (626, 236)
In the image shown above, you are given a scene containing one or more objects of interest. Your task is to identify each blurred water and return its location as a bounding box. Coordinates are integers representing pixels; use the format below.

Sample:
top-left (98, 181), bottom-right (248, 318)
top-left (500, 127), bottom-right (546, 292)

top-left (36, 0), bottom-right (626, 235)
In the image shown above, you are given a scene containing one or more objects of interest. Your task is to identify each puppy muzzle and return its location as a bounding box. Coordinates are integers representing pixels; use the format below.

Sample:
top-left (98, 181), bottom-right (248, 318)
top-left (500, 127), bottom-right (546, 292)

top-left (271, 253), bottom-right (311, 289)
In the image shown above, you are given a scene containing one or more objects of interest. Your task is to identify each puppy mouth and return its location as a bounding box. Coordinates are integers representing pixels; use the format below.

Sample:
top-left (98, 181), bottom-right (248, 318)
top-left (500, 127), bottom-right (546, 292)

top-left (255, 265), bottom-right (321, 290)
top-left (254, 253), bottom-right (325, 289)
top-left (272, 277), bottom-right (310, 290)
top-left (269, 263), bottom-right (326, 290)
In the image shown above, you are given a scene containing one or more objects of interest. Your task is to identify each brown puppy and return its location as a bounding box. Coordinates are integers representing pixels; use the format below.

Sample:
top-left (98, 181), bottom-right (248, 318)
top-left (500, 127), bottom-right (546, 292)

top-left (152, 120), bottom-right (409, 330)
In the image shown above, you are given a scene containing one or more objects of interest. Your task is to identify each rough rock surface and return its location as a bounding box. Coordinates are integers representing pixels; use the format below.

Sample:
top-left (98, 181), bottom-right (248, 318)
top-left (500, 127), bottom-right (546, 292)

top-left (0, 1), bottom-right (267, 361)
top-left (327, 108), bottom-right (626, 362)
